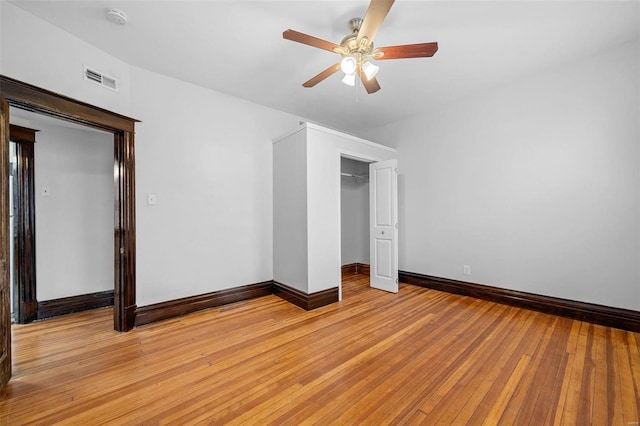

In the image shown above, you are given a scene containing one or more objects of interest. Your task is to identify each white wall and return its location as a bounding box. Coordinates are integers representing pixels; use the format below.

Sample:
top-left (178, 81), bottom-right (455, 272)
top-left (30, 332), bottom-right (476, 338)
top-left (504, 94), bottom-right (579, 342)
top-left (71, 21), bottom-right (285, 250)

top-left (371, 40), bottom-right (640, 311)
top-left (0, 2), bottom-right (131, 116)
top-left (273, 128), bottom-right (308, 292)
top-left (306, 125), bottom-right (395, 293)
top-left (33, 122), bottom-right (114, 300)
top-left (2, 2), bottom-right (301, 307)
top-left (131, 67), bottom-right (299, 305)
top-left (341, 157), bottom-right (369, 265)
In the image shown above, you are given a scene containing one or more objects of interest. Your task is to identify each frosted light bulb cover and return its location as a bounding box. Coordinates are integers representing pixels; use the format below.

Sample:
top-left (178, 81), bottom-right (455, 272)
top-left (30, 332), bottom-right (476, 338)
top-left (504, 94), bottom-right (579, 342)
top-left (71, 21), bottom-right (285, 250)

top-left (340, 57), bottom-right (357, 75)
top-left (363, 61), bottom-right (379, 80)
top-left (341, 73), bottom-right (356, 86)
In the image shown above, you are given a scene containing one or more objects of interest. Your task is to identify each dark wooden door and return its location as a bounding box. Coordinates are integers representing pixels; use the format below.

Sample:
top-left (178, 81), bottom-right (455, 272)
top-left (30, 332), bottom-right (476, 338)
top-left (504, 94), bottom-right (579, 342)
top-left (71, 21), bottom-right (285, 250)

top-left (0, 97), bottom-right (12, 388)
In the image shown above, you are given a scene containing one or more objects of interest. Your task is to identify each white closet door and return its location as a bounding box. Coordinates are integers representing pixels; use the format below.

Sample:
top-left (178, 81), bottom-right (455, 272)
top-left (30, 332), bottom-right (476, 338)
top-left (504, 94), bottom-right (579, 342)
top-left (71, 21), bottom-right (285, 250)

top-left (369, 159), bottom-right (398, 293)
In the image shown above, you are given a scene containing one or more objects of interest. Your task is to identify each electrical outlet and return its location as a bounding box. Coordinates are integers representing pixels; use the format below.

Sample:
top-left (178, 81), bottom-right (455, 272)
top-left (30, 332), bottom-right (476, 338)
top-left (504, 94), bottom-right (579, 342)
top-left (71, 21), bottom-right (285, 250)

top-left (463, 265), bottom-right (471, 275)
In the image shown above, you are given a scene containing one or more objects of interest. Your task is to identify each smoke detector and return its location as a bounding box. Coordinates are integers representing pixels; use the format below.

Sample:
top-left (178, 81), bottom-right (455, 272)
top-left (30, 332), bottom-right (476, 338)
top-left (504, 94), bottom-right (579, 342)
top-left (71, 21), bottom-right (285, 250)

top-left (105, 8), bottom-right (127, 25)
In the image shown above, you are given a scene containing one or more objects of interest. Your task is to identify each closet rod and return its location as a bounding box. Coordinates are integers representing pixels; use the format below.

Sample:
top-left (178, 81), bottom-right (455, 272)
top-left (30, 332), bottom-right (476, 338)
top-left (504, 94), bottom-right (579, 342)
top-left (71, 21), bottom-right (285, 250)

top-left (341, 172), bottom-right (369, 180)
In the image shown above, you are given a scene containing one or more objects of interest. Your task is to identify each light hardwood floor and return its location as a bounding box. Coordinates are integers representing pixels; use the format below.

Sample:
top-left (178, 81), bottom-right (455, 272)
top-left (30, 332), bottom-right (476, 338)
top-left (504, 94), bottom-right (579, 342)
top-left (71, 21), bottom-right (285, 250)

top-left (1, 274), bottom-right (639, 424)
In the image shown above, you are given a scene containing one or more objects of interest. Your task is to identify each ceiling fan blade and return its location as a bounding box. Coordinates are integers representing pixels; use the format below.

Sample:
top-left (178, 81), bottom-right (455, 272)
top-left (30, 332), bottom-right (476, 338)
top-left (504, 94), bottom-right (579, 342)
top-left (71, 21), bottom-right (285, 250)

top-left (357, 0), bottom-right (395, 48)
top-left (283, 29), bottom-right (341, 53)
top-left (303, 63), bottom-right (341, 88)
top-left (374, 42), bottom-right (439, 60)
top-left (358, 66), bottom-right (381, 94)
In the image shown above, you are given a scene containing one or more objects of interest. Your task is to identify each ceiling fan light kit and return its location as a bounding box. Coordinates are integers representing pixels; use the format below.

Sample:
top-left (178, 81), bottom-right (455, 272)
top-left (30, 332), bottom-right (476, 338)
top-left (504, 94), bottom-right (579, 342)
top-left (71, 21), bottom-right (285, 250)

top-left (282, 0), bottom-right (438, 94)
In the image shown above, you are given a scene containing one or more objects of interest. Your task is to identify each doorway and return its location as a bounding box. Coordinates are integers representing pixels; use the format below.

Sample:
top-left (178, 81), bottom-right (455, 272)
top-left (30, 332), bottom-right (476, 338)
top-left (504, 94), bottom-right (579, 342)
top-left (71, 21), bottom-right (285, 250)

top-left (9, 109), bottom-right (114, 322)
top-left (0, 75), bottom-right (137, 335)
top-left (340, 156), bottom-right (370, 279)
top-left (338, 153), bottom-right (399, 300)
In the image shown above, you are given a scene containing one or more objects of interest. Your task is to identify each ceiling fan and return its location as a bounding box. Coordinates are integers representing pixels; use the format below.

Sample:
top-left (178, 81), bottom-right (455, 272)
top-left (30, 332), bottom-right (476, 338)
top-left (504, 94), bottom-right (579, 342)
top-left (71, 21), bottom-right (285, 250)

top-left (283, 0), bottom-right (438, 94)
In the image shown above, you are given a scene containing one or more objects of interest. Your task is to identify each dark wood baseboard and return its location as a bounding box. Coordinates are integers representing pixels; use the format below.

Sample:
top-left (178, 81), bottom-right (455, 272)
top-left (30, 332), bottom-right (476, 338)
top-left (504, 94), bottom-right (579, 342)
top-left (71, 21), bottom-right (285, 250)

top-left (135, 281), bottom-right (273, 327)
top-left (37, 290), bottom-right (114, 320)
top-left (272, 282), bottom-right (339, 311)
top-left (399, 271), bottom-right (640, 333)
top-left (342, 263), bottom-right (357, 276)
top-left (358, 263), bottom-right (370, 277)
top-left (18, 301), bottom-right (38, 324)
top-left (341, 263), bottom-right (370, 277)
top-left (135, 279), bottom-right (340, 327)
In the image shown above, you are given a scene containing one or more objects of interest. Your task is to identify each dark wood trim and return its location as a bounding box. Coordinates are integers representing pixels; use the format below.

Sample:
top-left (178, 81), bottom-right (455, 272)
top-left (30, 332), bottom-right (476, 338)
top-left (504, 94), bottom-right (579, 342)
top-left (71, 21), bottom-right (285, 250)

top-left (113, 131), bottom-right (137, 331)
top-left (37, 291), bottom-right (114, 320)
top-left (135, 281), bottom-right (273, 327)
top-left (0, 97), bottom-right (12, 388)
top-left (272, 281), bottom-right (339, 311)
top-left (9, 124), bottom-right (38, 143)
top-left (342, 263), bottom-right (357, 276)
top-left (307, 286), bottom-right (340, 310)
top-left (0, 75), bottom-right (137, 132)
top-left (272, 282), bottom-right (310, 310)
top-left (342, 263), bottom-right (370, 277)
top-left (18, 301), bottom-right (38, 322)
top-left (1, 75), bottom-right (138, 332)
top-left (399, 271), bottom-right (640, 333)
top-left (136, 279), bottom-right (341, 327)
top-left (11, 139), bottom-right (37, 324)
top-left (9, 126), bottom-right (41, 325)
top-left (358, 263), bottom-right (370, 277)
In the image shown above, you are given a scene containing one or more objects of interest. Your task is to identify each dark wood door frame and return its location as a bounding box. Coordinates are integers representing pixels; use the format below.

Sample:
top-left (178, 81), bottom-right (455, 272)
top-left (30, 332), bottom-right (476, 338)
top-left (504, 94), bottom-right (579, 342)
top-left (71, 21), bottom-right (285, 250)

top-left (10, 125), bottom-right (38, 324)
top-left (0, 75), bottom-right (139, 332)
top-left (1, 98), bottom-right (11, 388)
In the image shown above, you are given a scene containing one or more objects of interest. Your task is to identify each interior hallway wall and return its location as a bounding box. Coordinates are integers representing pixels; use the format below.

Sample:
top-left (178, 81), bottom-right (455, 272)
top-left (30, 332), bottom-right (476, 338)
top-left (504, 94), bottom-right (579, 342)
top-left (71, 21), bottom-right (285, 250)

top-left (32, 120), bottom-right (114, 300)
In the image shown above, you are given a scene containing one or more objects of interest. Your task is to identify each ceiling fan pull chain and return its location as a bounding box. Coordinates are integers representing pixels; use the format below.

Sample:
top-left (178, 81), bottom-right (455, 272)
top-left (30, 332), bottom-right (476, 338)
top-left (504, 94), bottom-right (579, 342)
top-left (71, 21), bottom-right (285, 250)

top-left (356, 54), bottom-right (360, 103)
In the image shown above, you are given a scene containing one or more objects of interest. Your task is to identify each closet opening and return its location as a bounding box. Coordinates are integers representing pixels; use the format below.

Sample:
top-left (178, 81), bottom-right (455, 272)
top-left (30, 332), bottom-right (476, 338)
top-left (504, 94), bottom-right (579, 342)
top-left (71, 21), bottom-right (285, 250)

top-left (340, 156), bottom-right (372, 289)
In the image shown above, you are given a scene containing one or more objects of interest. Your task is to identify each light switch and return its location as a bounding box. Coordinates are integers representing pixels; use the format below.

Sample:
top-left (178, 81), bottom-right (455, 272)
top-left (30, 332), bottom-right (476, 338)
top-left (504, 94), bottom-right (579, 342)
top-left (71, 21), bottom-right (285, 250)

top-left (41, 186), bottom-right (51, 197)
top-left (147, 194), bottom-right (157, 205)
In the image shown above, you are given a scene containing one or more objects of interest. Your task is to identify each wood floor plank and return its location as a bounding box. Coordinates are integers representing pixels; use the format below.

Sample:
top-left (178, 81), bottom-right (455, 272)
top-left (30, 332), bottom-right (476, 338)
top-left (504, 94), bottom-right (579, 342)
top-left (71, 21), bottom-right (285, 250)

top-left (482, 354), bottom-right (531, 425)
top-left (552, 319), bottom-right (582, 426)
top-left (591, 324), bottom-right (609, 426)
top-left (465, 312), bottom-right (545, 424)
top-left (615, 328), bottom-right (640, 424)
top-left (451, 311), bottom-right (539, 424)
top-left (1, 274), bottom-right (638, 424)
top-left (517, 317), bottom-right (574, 425)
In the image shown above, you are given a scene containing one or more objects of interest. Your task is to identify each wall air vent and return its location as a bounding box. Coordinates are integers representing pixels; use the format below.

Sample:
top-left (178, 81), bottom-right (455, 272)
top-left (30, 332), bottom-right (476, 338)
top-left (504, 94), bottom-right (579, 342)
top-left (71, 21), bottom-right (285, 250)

top-left (83, 66), bottom-right (119, 92)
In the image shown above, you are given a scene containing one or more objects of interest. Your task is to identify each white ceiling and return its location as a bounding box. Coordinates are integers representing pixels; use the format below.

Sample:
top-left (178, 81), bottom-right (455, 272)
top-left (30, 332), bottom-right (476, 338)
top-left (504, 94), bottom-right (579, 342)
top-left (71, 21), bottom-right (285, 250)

top-left (10, 1), bottom-right (640, 135)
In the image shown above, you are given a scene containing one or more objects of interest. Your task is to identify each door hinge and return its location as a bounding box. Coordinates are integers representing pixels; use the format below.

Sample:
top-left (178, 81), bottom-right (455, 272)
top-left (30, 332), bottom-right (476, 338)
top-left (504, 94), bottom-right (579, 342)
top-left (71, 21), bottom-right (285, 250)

top-left (120, 247), bottom-right (125, 254)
